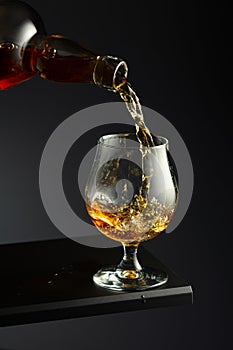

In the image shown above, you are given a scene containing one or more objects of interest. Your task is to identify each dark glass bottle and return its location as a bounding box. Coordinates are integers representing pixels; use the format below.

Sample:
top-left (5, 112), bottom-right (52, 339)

top-left (0, 0), bottom-right (127, 90)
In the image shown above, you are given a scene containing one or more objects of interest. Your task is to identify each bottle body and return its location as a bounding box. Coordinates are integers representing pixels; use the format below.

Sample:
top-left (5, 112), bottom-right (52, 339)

top-left (0, 41), bottom-right (35, 89)
top-left (0, 0), bottom-right (46, 89)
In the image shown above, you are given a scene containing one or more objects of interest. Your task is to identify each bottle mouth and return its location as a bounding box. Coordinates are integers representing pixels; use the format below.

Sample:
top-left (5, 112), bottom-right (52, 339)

top-left (93, 55), bottom-right (128, 90)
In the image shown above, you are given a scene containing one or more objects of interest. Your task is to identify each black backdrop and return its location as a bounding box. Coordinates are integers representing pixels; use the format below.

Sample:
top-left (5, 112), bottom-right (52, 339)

top-left (0, 0), bottom-right (231, 349)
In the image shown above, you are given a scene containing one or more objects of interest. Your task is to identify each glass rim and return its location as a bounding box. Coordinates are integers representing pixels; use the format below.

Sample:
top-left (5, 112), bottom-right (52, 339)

top-left (98, 133), bottom-right (168, 150)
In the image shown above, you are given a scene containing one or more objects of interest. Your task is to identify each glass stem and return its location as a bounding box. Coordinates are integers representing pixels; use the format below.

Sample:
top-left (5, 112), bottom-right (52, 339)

top-left (118, 243), bottom-right (142, 272)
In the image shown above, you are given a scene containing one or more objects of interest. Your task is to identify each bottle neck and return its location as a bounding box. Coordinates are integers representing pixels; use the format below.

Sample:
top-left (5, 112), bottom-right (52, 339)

top-left (93, 55), bottom-right (128, 91)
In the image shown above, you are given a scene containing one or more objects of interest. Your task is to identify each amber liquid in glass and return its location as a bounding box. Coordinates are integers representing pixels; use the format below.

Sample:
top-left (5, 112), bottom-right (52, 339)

top-left (86, 198), bottom-right (175, 244)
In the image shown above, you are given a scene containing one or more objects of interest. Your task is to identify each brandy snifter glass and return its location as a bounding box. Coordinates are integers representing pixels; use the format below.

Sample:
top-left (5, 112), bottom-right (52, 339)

top-left (85, 133), bottom-right (178, 291)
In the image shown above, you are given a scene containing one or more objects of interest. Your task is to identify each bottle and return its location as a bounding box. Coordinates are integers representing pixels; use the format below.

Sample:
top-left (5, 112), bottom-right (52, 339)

top-left (0, 0), bottom-right (127, 90)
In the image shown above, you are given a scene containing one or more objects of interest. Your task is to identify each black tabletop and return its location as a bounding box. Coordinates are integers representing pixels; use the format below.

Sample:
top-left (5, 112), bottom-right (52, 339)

top-left (0, 238), bottom-right (192, 327)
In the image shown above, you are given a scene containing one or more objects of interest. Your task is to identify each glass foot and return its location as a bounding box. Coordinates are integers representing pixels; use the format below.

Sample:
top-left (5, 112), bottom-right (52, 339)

top-left (93, 265), bottom-right (168, 291)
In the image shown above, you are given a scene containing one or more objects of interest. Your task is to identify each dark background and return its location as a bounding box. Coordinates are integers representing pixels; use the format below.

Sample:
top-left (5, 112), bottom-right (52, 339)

top-left (0, 0), bottom-right (231, 349)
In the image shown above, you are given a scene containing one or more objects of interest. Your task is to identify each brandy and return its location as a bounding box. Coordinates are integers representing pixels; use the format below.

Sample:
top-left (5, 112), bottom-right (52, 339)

top-left (118, 82), bottom-right (158, 147)
top-left (86, 197), bottom-right (175, 244)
